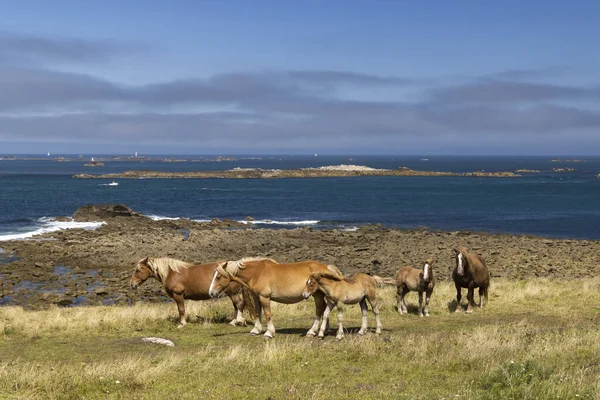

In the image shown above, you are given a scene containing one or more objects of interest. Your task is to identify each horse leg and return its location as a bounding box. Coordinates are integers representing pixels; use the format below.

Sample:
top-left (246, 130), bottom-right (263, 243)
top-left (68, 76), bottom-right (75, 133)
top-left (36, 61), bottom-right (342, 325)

top-left (260, 296), bottom-right (276, 338)
top-left (400, 286), bottom-right (409, 314)
top-left (230, 293), bottom-right (247, 326)
top-left (335, 304), bottom-right (345, 340)
top-left (482, 286), bottom-right (489, 307)
top-left (455, 283), bottom-right (462, 313)
top-left (466, 283), bottom-right (476, 314)
top-left (418, 289), bottom-right (424, 317)
top-left (249, 296), bottom-right (263, 335)
top-left (307, 291), bottom-right (327, 337)
top-left (478, 287), bottom-right (484, 308)
top-left (358, 299), bottom-right (368, 335)
top-left (424, 288), bottom-right (432, 317)
top-left (367, 296), bottom-right (382, 334)
top-left (318, 301), bottom-right (335, 338)
top-left (396, 286), bottom-right (403, 314)
top-left (173, 293), bottom-right (186, 328)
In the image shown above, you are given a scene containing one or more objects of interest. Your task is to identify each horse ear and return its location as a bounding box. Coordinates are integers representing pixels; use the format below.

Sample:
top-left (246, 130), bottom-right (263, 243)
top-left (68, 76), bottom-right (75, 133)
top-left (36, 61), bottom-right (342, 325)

top-left (216, 262), bottom-right (230, 277)
top-left (425, 258), bottom-right (433, 265)
top-left (138, 256), bottom-right (149, 265)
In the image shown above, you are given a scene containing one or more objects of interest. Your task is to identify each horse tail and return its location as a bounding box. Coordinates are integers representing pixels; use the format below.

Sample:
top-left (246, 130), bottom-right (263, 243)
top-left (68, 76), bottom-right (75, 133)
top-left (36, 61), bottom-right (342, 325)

top-left (241, 286), bottom-right (258, 319)
top-left (372, 275), bottom-right (396, 287)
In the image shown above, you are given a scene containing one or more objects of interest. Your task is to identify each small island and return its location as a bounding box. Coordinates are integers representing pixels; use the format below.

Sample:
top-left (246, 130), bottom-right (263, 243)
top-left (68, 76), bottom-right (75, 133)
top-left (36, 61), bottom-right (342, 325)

top-left (72, 165), bottom-right (520, 179)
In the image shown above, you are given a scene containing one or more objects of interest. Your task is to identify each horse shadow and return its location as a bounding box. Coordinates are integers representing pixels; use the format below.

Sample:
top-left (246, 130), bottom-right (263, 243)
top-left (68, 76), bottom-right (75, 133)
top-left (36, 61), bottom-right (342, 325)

top-left (447, 300), bottom-right (472, 313)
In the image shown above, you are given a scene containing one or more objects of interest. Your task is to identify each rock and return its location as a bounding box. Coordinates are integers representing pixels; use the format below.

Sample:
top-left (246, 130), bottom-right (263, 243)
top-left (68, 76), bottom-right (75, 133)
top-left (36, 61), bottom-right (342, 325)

top-left (245, 216), bottom-right (255, 221)
top-left (72, 204), bottom-right (144, 222)
top-left (94, 288), bottom-right (109, 296)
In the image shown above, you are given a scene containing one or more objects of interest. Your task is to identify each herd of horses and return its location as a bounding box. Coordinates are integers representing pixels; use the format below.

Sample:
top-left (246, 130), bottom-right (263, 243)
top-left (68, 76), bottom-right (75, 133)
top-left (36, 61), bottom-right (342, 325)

top-left (129, 246), bottom-right (490, 339)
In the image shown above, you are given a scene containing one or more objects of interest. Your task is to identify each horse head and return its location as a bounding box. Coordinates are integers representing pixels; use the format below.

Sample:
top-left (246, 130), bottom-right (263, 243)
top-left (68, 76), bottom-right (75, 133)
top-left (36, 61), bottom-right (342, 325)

top-left (422, 258), bottom-right (434, 281)
top-left (454, 247), bottom-right (469, 276)
top-left (302, 274), bottom-right (320, 299)
top-left (130, 257), bottom-right (152, 289)
top-left (208, 262), bottom-right (232, 298)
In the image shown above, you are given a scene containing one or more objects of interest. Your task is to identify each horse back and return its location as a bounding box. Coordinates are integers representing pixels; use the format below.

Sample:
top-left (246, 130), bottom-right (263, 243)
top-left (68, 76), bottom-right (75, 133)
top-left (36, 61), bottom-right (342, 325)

top-left (167, 262), bottom-right (241, 300)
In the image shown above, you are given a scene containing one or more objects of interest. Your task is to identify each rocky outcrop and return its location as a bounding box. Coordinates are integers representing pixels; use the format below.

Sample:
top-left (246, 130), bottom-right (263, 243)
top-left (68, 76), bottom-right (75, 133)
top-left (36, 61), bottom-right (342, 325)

top-left (515, 169), bottom-right (541, 173)
top-left (84, 161), bottom-right (105, 167)
top-left (72, 204), bottom-right (145, 222)
top-left (551, 168), bottom-right (576, 173)
top-left (72, 165), bottom-right (520, 179)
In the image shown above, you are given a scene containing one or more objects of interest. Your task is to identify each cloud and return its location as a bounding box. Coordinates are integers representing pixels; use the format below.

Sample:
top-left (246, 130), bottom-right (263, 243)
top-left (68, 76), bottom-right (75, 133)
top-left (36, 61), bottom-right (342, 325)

top-left (430, 80), bottom-right (600, 104)
top-left (2, 64), bottom-right (600, 153)
top-left (0, 31), bottom-right (140, 65)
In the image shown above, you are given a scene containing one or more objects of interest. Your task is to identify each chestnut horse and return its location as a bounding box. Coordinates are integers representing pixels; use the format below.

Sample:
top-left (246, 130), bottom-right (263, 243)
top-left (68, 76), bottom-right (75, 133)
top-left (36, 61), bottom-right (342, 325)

top-left (208, 257), bottom-right (343, 338)
top-left (395, 259), bottom-right (435, 317)
top-left (130, 257), bottom-right (246, 327)
top-left (453, 247), bottom-right (490, 313)
top-left (302, 271), bottom-right (382, 339)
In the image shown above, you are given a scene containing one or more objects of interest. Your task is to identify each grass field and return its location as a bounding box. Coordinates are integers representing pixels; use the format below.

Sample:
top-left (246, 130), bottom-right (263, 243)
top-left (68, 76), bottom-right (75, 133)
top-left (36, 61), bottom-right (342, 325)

top-left (1, 278), bottom-right (599, 399)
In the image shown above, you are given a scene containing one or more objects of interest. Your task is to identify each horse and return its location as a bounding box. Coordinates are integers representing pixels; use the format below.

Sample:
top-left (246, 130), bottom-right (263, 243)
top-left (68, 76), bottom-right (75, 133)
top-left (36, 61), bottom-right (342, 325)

top-left (395, 259), bottom-right (435, 317)
top-left (208, 257), bottom-right (343, 338)
top-left (130, 257), bottom-right (247, 327)
top-left (302, 271), bottom-right (382, 339)
top-left (452, 247), bottom-right (490, 313)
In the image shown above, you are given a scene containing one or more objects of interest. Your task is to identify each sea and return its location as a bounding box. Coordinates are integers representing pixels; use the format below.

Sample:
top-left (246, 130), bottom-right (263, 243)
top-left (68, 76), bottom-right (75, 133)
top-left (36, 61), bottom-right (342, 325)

top-left (1, 155), bottom-right (600, 242)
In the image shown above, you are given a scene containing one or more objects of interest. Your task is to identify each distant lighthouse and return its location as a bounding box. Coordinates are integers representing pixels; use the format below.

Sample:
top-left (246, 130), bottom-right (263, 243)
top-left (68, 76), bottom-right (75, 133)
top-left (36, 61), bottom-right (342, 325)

top-left (135, 152), bottom-right (138, 158)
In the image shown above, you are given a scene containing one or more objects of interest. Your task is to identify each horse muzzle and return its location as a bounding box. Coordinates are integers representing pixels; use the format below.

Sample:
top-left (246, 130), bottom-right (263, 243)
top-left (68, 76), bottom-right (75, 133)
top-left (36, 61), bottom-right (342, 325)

top-left (209, 289), bottom-right (220, 298)
top-left (301, 291), bottom-right (311, 300)
top-left (131, 282), bottom-right (139, 290)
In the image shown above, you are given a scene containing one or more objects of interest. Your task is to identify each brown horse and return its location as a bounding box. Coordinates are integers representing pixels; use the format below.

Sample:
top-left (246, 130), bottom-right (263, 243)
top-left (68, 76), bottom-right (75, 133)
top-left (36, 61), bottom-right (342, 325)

top-left (130, 257), bottom-right (246, 327)
top-left (302, 271), bottom-right (382, 339)
top-left (208, 257), bottom-right (342, 338)
top-left (453, 247), bottom-right (490, 313)
top-left (395, 259), bottom-right (435, 317)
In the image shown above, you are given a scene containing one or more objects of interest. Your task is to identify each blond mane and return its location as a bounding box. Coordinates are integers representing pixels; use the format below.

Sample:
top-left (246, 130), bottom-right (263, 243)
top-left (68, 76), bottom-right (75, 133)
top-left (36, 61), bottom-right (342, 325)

top-left (225, 257), bottom-right (278, 276)
top-left (146, 257), bottom-right (192, 281)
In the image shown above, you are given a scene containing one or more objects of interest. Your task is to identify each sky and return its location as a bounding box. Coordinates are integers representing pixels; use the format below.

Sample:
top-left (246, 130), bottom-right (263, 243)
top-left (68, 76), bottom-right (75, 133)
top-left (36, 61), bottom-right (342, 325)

top-left (1, 0), bottom-right (600, 155)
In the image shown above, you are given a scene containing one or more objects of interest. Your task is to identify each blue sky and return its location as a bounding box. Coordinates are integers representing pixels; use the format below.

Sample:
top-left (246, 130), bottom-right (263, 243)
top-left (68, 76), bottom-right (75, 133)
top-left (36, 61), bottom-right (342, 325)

top-left (1, 0), bottom-right (600, 154)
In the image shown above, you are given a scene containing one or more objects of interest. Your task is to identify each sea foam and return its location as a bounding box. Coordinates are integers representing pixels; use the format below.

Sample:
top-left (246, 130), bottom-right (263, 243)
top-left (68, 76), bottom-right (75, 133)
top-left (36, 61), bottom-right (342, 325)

top-left (0, 217), bottom-right (105, 241)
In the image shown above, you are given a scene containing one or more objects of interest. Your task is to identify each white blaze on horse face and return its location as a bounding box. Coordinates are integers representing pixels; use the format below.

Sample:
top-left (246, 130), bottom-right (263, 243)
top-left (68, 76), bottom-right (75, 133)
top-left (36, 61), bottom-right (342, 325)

top-left (423, 263), bottom-right (429, 280)
top-left (209, 270), bottom-right (219, 297)
top-left (457, 253), bottom-right (464, 275)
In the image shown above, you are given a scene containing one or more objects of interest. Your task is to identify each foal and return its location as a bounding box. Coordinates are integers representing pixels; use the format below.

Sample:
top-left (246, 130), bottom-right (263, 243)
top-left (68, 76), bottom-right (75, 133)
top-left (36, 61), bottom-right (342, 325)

top-left (302, 271), bottom-right (382, 339)
top-left (395, 259), bottom-right (435, 317)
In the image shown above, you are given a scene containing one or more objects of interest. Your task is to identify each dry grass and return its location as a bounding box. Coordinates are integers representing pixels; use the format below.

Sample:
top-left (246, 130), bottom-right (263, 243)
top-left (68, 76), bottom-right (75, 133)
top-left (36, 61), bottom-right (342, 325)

top-left (1, 278), bottom-right (600, 399)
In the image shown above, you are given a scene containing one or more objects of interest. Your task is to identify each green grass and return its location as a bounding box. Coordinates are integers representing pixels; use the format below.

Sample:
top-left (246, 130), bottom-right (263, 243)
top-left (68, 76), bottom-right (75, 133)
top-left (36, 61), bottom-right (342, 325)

top-left (1, 279), bottom-right (599, 399)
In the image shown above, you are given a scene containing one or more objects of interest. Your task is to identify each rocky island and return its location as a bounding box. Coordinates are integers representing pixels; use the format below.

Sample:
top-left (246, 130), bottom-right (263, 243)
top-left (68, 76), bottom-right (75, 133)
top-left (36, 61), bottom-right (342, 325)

top-left (73, 164), bottom-right (520, 179)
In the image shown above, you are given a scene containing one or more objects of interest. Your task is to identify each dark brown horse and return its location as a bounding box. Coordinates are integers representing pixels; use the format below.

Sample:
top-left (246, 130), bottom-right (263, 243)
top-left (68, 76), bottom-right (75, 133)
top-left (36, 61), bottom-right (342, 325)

top-left (208, 257), bottom-right (343, 338)
top-left (395, 259), bottom-right (435, 317)
top-left (130, 257), bottom-right (246, 327)
top-left (452, 247), bottom-right (490, 313)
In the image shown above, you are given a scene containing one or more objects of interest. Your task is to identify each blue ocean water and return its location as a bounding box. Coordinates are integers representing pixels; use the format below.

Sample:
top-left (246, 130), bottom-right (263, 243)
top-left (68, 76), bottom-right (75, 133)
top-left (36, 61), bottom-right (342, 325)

top-left (1, 155), bottom-right (599, 240)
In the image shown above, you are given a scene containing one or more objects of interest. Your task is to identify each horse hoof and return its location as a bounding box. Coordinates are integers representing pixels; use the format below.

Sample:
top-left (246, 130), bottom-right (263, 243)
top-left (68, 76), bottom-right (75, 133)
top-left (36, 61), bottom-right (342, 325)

top-left (229, 320), bottom-right (237, 326)
top-left (336, 335), bottom-right (344, 340)
top-left (358, 331), bottom-right (366, 336)
top-left (376, 330), bottom-right (382, 334)
top-left (419, 313), bottom-right (424, 317)
top-left (177, 324), bottom-right (185, 329)
top-left (264, 332), bottom-right (274, 339)
top-left (455, 309), bottom-right (462, 313)
top-left (466, 309), bottom-right (473, 314)
top-left (305, 331), bottom-right (316, 337)
top-left (425, 314), bottom-right (430, 317)
top-left (250, 328), bottom-right (261, 335)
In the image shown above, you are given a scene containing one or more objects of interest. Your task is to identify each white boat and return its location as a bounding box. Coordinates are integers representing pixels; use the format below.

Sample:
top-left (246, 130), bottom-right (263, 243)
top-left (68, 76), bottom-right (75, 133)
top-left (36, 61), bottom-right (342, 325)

top-left (108, 181), bottom-right (119, 186)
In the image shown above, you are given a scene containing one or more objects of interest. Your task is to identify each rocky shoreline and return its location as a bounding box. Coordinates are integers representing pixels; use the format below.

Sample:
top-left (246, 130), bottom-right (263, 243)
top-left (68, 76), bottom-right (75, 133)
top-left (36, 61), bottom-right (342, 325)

top-left (1, 204), bottom-right (599, 309)
top-left (73, 165), bottom-right (520, 179)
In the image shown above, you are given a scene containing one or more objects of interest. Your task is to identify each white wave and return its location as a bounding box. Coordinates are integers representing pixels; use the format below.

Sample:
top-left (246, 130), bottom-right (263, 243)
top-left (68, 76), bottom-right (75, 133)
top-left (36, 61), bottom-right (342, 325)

top-left (0, 217), bottom-right (105, 241)
top-left (191, 219), bottom-right (211, 223)
top-left (342, 226), bottom-right (359, 231)
top-left (239, 219), bottom-right (320, 226)
top-left (148, 215), bottom-right (181, 221)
